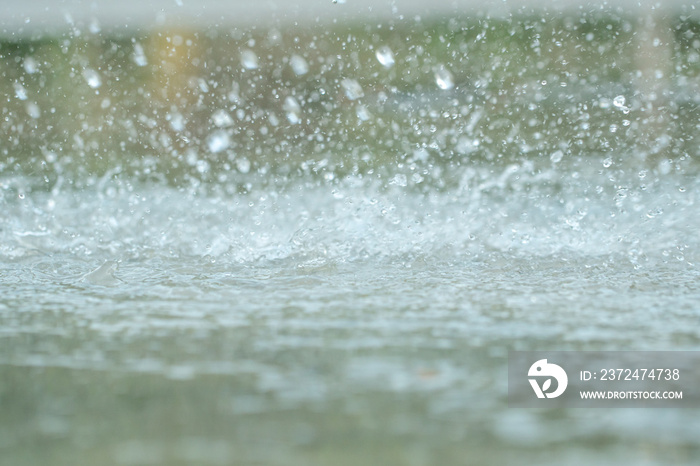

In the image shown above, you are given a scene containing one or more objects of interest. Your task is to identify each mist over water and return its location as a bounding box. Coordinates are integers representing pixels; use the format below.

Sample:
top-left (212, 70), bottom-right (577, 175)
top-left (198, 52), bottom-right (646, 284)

top-left (1, 2), bottom-right (700, 465)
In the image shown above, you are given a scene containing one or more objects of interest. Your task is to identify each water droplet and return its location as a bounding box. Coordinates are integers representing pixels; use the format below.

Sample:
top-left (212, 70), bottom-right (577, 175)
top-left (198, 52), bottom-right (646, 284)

top-left (550, 150), bottom-right (564, 164)
top-left (375, 46), bottom-right (395, 68)
top-left (290, 54), bottom-right (309, 75)
top-left (602, 157), bottom-right (613, 168)
top-left (89, 18), bottom-right (101, 34)
top-left (23, 57), bottom-right (38, 74)
top-left (14, 82), bottom-right (28, 100)
top-left (211, 109), bottom-right (234, 127)
top-left (198, 79), bottom-right (209, 93)
top-left (340, 78), bottom-right (364, 100)
top-left (196, 159), bottom-right (210, 174)
top-left (236, 157), bottom-right (251, 174)
top-left (613, 95), bottom-right (626, 108)
top-left (240, 49), bottom-right (258, 70)
top-left (82, 69), bottom-right (102, 89)
top-left (167, 112), bottom-right (185, 132)
top-left (25, 102), bottom-right (41, 119)
top-left (132, 43), bottom-right (148, 67)
top-left (390, 174), bottom-right (407, 187)
top-left (435, 67), bottom-right (454, 90)
top-left (658, 159), bottom-right (672, 175)
top-left (356, 104), bottom-right (371, 121)
top-left (283, 96), bottom-right (302, 124)
top-left (207, 130), bottom-right (230, 153)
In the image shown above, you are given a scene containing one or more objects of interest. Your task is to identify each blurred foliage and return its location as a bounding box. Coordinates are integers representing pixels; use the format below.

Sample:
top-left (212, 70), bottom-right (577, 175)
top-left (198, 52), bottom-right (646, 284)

top-left (0, 12), bottom-right (698, 190)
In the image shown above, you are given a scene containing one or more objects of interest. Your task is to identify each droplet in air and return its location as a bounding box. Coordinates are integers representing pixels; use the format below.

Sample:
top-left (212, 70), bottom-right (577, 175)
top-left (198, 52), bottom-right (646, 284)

top-left (207, 130), bottom-right (230, 153)
top-left (132, 43), bottom-right (148, 67)
top-left (240, 49), bottom-right (259, 70)
top-left (283, 96), bottom-right (302, 124)
top-left (167, 112), bottom-right (185, 132)
top-left (375, 46), bottom-right (395, 68)
top-left (550, 150), bottom-right (564, 164)
top-left (390, 174), bottom-right (408, 187)
top-left (356, 104), bottom-right (371, 121)
top-left (211, 109), bottom-right (234, 127)
top-left (434, 67), bottom-right (454, 90)
top-left (290, 54), bottom-right (309, 75)
top-left (89, 18), bottom-right (101, 34)
top-left (341, 78), bottom-right (364, 100)
top-left (236, 157), bottom-right (251, 174)
top-left (23, 57), bottom-right (38, 74)
top-left (602, 157), bottom-right (613, 168)
top-left (198, 79), bottom-right (209, 93)
top-left (14, 82), bottom-right (28, 100)
top-left (25, 102), bottom-right (41, 119)
top-left (82, 69), bottom-right (102, 88)
top-left (613, 95), bottom-right (626, 108)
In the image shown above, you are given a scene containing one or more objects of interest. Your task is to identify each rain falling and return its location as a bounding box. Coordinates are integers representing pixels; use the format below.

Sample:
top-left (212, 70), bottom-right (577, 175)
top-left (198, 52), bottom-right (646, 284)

top-left (0, 0), bottom-right (699, 465)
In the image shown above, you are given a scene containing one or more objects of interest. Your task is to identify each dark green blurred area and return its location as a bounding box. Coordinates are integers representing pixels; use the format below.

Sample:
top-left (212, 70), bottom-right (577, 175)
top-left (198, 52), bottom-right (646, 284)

top-left (1, 12), bottom-right (699, 189)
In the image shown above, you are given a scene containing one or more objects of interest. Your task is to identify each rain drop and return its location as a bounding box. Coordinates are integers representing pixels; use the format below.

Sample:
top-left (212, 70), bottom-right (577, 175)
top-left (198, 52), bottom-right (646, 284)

top-left (341, 78), bottom-right (364, 100)
top-left (435, 67), bottom-right (454, 90)
top-left (550, 150), bottom-right (564, 164)
top-left (211, 109), bottom-right (234, 127)
top-left (25, 102), bottom-right (41, 119)
top-left (240, 49), bottom-right (259, 69)
top-left (132, 43), bottom-right (148, 67)
top-left (356, 104), bottom-right (371, 121)
top-left (167, 112), bottom-right (186, 132)
top-left (236, 157), bottom-right (251, 174)
top-left (207, 130), bottom-right (230, 153)
top-left (283, 96), bottom-right (302, 124)
top-left (14, 82), bottom-right (28, 100)
top-left (82, 69), bottom-right (102, 89)
top-left (375, 46), bottom-right (395, 68)
top-left (290, 54), bottom-right (309, 75)
top-left (23, 57), bottom-right (38, 74)
top-left (390, 174), bottom-right (408, 187)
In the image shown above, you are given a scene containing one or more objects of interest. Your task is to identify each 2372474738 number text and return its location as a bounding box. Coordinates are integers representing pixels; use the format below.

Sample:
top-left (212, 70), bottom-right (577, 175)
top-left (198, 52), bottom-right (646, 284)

top-left (595, 369), bottom-right (680, 381)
